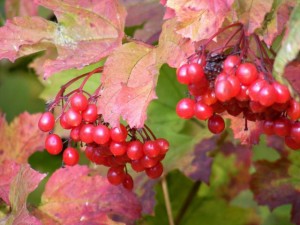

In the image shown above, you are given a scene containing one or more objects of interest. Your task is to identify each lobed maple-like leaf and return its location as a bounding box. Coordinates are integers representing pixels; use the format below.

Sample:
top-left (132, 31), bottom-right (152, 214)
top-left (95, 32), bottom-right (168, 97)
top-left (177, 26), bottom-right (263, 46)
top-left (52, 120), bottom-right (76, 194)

top-left (0, 0), bottom-right (126, 78)
top-left (99, 42), bottom-right (158, 128)
top-left (250, 158), bottom-right (298, 210)
top-left (0, 112), bottom-right (47, 164)
top-left (5, 0), bottom-right (39, 18)
top-left (122, 0), bottom-right (165, 44)
top-left (35, 165), bottom-right (142, 225)
top-left (157, 18), bottom-right (194, 68)
top-left (0, 160), bottom-right (46, 225)
top-left (234, 0), bottom-right (273, 35)
top-left (162, 0), bottom-right (234, 41)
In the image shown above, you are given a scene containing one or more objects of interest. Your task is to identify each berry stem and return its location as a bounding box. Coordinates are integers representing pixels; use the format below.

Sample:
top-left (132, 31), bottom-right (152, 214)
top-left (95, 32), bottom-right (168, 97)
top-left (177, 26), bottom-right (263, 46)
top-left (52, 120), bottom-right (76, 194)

top-left (144, 124), bottom-right (157, 140)
top-left (161, 175), bottom-right (175, 225)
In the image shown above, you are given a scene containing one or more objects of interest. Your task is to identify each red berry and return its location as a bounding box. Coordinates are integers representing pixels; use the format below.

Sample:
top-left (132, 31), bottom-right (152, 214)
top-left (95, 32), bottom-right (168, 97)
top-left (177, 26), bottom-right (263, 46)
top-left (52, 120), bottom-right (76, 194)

top-left (187, 63), bottom-right (204, 83)
top-left (272, 82), bottom-right (291, 104)
top-left (45, 134), bottom-right (63, 155)
top-left (140, 155), bottom-right (159, 168)
top-left (65, 108), bottom-right (82, 127)
top-left (248, 79), bottom-right (268, 101)
top-left (290, 122), bottom-right (300, 144)
top-left (176, 64), bottom-right (191, 84)
top-left (287, 100), bottom-right (300, 121)
top-left (155, 138), bottom-right (169, 154)
top-left (194, 102), bottom-right (213, 120)
top-left (80, 124), bottom-right (94, 144)
top-left (227, 75), bottom-right (241, 98)
top-left (70, 125), bottom-right (81, 142)
top-left (236, 62), bottom-right (258, 86)
top-left (273, 117), bottom-right (290, 137)
top-left (215, 80), bottom-right (233, 102)
top-left (223, 55), bottom-right (241, 74)
top-left (235, 85), bottom-right (250, 102)
top-left (131, 159), bottom-right (145, 172)
top-left (143, 140), bottom-right (161, 158)
top-left (208, 114), bottom-right (225, 134)
top-left (110, 124), bottom-right (128, 142)
top-left (110, 141), bottom-right (127, 156)
top-left (146, 162), bottom-right (163, 179)
top-left (63, 147), bottom-right (79, 166)
top-left (70, 92), bottom-right (88, 112)
top-left (82, 104), bottom-right (98, 122)
top-left (176, 98), bottom-right (195, 119)
top-left (249, 101), bottom-right (266, 113)
top-left (93, 125), bottom-right (110, 144)
top-left (107, 166), bottom-right (125, 185)
top-left (285, 136), bottom-right (300, 150)
top-left (38, 112), bottom-right (55, 132)
top-left (262, 120), bottom-right (274, 135)
top-left (188, 81), bottom-right (209, 96)
top-left (258, 84), bottom-right (277, 107)
top-left (127, 140), bottom-right (144, 160)
top-left (122, 174), bottom-right (134, 190)
top-left (59, 113), bottom-right (72, 130)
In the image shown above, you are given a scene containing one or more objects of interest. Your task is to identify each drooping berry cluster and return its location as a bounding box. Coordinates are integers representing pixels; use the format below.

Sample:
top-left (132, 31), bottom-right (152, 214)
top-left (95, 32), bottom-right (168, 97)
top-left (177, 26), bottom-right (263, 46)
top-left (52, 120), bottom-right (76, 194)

top-left (176, 23), bottom-right (300, 150)
top-left (38, 67), bottom-right (169, 190)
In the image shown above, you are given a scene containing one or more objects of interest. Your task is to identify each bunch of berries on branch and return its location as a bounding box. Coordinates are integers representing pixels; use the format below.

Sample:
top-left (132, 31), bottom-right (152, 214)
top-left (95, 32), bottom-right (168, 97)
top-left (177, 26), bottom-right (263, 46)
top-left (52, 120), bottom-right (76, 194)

top-left (38, 67), bottom-right (169, 190)
top-left (176, 23), bottom-right (300, 150)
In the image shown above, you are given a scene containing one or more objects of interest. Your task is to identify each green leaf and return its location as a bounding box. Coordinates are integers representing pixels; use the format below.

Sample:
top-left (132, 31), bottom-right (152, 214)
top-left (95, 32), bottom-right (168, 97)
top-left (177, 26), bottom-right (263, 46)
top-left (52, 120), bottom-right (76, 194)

top-left (252, 135), bottom-right (281, 162)
top-left (273, 2), bottom-right (300, 77)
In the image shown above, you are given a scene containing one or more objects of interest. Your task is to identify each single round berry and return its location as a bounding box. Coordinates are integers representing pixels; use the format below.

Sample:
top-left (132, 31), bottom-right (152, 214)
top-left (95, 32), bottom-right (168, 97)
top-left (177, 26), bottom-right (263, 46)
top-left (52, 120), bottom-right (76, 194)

top-left (176, 64), bottom-right (191, 84)
top-left (273, 117), bottom-right (291, 137)
top-left (143, 140), bottom-right (161, 158)
top-left (70, 92), bottom-right (88, 112)
top-left (93, 125), bottom-right (110, 144)
top-left (131, 159), bottom-right (145, 172)
top-left (176, 98), bottom-right (195, 119)
top-left (263, 120), bottom-right (274, 135)
top-left (110, 124), bottom-right (128, 142)
top-left (63, 147), bottom-right (79, 166)
top-left (110, 141), bottom-right (127, 156)
top-left (223, 55), bottom-right (241, 74)
top-left (272, 82), bottom-right (291, 104)
top-left (155, 138), bottom-right (169, 154)
top-left (187, 63), bottom-right (204, 83)
top-left (140, 155), bottom-right (159, 168)
top-left (38, 112), bottom-right (55, 132)
top-left (82, 104), bottom-right (98, 122)
top-left (207, 114), bottom-right (225, 134)
top-left (285, 136), bottom-right (300, 150)
top-left (236, 62), bottom-right (258, 86)
top-left (127, 140), bottom-right (144, 160)
top-left (287, 100), bottom-right (300, 121)
top-left (70, 126), bottom-right (81, 142)
top-left (80, 124), bottom-right (94, 144)
top-left (194, 102), bottom-right (213, 120)
top-left (290, 122), bottom-right (300, 144)
top-left (107, 166), bottom-right (125, 185)
top-left (65, 108), bottom-right (82, 127)
top-left (59, 113), bottom-right (72, 130)
top-left (227, 75), bottom-right (241, 98)
top-left (45, 134), bottom-right (63, 155)
top-left (248, 79), bottom-right (268, 101)
top-left (215, 80), bottom-right (233, 102)
top-left (146, 162), bottom-right (163, 179)
top-left (258, 84), bottom-right (277, 107)
top-left (122, 174), bottom-right (134, 190)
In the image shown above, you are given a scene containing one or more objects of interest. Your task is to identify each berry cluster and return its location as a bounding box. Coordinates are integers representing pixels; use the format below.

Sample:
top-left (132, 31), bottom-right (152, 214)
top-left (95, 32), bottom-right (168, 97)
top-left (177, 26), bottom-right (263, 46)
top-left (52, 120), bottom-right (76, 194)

top-left (175, 23), bottom-right (300, 150)
top-left (38, 68), bottom-right (169, 190)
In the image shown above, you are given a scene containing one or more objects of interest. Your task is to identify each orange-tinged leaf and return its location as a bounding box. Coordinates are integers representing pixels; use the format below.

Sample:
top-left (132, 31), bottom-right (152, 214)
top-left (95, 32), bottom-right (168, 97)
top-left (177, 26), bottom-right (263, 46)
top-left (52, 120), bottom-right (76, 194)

top-left (0, 112), bottom-right (47, 164)
top-left (5, 0), bottom-right (39, 18)
top-left (157, 18), bottom-right (194, 68)
top-left (0, 0), bottom-right (126, 78)
top-left (35, 165), bottom-right (142, 225)
top-left (99, 42), bottom-right (159, 128)
top-left (0, 160), bottom-right (46, 224)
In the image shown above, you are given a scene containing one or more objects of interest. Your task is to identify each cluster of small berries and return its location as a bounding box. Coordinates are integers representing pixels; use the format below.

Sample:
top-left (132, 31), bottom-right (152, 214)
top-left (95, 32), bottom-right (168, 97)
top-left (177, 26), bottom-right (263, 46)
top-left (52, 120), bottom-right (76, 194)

top-left (176, 53), bottom-right (300, 150)
top-left (38, 83), bottom-right (169, 190)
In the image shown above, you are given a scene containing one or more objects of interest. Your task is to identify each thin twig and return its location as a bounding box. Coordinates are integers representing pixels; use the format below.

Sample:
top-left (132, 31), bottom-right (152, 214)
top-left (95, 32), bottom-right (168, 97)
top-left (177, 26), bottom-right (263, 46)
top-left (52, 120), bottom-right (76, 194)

top-left (162, 175), bottom-right (175, 225)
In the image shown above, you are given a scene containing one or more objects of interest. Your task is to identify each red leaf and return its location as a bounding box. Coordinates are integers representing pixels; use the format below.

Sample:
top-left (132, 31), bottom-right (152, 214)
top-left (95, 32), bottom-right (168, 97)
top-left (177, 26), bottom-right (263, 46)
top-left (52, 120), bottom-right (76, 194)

top-left (99, 42), bottom-right (158, 128)
top-left (5, 0), bottom-right (38, 18)
top-left (0, 113), bottom-right (47, 164)
top-left (123, 0), bottom-right (165, 44)
top-left (35, 165), bottom-right (142, 224)
top-left (227, 115), bottom-right (263, 145)
top-left (0, 0), bottom-right (126, 78)
top-left (250, 159), bottom-right (297, 210)
top-left (164, 0), bottom-right (234, 41)
top-left (0, 160), bottom-right (46, 224)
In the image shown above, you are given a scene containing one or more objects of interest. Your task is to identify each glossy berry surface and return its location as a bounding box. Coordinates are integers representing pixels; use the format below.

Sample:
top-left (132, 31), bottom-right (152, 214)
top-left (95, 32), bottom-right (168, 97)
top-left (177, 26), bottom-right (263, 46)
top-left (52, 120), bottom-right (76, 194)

top-left (45, 134), bottom-right (63, 155)
top-left (208, 114), bottom-right (225, 134)
top-left (176, 98), bottom-right (195, 119)
top-left (63, 147), bottom-right (79, 166)
top-left (38, 112), bottom-right (55, 132)
top-left (70, 92), bottom-right (88, 112)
